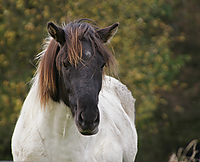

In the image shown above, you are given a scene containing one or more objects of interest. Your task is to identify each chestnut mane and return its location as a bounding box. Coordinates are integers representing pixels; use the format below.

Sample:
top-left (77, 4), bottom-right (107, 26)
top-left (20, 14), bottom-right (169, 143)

top-left (36, 20), bottom-right (117, 106)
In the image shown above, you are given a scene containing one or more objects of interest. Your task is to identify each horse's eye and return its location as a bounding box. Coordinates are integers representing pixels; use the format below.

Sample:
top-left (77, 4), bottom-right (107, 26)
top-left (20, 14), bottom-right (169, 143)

top-left (63, 61), bottom-right (69, 70)
top-left (101, 63), bottom-right (106, 70)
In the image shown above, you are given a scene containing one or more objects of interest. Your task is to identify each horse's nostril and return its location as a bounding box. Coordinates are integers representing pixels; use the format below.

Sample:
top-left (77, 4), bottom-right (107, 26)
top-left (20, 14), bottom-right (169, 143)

top-left (78, 113), bottom-right (84, 126)
top-left (78, 111), bottom-right (99, 126)
top-left (93, 114), bottom-right (99, 125)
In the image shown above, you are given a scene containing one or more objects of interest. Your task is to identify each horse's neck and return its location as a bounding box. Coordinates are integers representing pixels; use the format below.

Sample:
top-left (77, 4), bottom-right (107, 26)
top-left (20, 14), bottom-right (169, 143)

top-left (22, 78), bottom-right (75, 136)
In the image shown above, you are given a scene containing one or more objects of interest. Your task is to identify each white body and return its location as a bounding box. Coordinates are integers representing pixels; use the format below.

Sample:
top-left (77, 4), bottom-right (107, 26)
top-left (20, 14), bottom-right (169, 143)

top-left (12, 76), bottom-right (137, 162)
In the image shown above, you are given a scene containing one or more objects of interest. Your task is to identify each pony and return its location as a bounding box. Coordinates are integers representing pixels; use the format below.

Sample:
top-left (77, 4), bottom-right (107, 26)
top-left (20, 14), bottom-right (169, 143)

top-left (11, 19), bottom-right (137, 162)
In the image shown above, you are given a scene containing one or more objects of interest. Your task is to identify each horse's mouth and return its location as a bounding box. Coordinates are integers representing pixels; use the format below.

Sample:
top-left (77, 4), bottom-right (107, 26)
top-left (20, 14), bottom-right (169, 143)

top-left (79, 127), bottom-right (99, 136)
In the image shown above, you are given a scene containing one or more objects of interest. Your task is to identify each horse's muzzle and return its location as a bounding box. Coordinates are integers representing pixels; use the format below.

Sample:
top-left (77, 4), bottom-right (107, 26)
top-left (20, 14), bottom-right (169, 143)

top-left (76, 110), bottom-right (100, 136)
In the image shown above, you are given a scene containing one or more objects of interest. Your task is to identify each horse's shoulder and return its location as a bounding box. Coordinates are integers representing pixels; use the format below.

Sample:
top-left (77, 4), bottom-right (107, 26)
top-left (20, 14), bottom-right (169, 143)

top-left (103, 76), bottom-right (136, 122)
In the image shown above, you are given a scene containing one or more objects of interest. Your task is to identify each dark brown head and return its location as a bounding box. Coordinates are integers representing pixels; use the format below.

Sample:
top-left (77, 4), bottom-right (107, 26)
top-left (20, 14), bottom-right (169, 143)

top-left (37, 19), bottom-right (119, 135)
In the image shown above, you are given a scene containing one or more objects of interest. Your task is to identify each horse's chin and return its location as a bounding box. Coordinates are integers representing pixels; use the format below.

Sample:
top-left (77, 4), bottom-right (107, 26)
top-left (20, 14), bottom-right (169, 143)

top-left (79, 127), bottom-right (99, 136)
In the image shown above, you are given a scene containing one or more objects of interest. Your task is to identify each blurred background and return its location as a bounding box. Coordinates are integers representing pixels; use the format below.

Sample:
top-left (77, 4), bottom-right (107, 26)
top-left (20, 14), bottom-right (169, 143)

top-left (0, 0), bottom-right (200, 161)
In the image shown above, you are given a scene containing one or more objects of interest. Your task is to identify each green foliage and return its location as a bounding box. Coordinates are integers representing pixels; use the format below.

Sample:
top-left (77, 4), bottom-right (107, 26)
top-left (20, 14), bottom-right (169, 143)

top-left (0, 0), bottom-right (199, 161)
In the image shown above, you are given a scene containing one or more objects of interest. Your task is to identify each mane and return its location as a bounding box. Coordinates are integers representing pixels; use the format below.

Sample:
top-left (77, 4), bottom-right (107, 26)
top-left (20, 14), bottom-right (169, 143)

top-left (36, 20), bottom-right (117, 106)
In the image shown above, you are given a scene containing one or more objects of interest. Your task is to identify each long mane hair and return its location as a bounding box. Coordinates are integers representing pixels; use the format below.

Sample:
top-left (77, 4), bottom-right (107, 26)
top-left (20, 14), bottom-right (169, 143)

top-left (36, 20), bottom-right (117, 106)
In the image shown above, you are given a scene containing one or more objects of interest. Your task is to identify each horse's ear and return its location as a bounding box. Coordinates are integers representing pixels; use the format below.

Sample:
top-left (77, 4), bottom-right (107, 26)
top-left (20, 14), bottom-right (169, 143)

top-left (97, 23), bottom-right (119, 44)
top-left (47, 22), bottom-right (65, 45)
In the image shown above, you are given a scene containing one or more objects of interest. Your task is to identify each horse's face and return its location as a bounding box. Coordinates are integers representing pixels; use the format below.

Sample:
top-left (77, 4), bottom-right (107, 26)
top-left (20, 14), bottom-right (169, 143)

top-left (47, 21), bottom-right (118, 135)
top-left (59, 40), bottom-right (104, 135)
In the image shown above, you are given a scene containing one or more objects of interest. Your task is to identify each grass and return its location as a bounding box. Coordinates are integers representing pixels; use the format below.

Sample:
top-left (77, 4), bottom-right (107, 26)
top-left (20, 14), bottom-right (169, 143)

top-left (169, 140), bottom-right (199, 162)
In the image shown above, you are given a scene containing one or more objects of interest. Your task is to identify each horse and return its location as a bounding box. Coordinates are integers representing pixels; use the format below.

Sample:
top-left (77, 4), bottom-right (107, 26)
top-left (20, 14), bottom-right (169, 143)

top-left (11, 19), bottom-right (137, 162)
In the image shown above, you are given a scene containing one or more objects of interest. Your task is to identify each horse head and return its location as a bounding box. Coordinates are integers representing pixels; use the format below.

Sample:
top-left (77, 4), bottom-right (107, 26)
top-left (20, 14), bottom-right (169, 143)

top-left (40, 19), bottom-right (118, 135)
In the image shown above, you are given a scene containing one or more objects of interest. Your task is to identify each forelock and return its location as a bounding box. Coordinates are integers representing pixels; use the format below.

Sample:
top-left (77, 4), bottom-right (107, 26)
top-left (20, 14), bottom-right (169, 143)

top-left (57, 21), bottom-right (117, 74)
